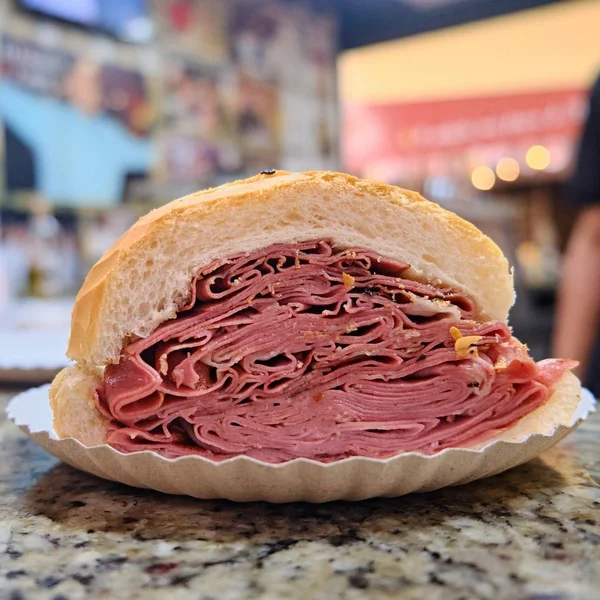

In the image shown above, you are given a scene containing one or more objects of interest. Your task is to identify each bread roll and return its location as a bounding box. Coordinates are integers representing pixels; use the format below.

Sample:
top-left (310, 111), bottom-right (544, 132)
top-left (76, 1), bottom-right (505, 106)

top-left (51, 170), bottom-right (580, 469)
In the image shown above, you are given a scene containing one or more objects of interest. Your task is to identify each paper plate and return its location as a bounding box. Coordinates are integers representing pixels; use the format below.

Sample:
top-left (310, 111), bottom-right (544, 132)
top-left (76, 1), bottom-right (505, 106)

top-left (6, 384), bottom-right (596, 503)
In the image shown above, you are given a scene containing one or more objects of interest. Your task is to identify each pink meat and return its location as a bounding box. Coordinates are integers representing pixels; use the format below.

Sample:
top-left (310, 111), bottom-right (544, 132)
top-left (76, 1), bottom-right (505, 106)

top-left (96, 240), bottom-right (573, 462)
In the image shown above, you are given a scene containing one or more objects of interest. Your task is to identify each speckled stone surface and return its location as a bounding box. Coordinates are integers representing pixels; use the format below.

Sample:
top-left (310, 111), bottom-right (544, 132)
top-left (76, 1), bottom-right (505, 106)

top-left (1, 391), bottom-right (599, 600)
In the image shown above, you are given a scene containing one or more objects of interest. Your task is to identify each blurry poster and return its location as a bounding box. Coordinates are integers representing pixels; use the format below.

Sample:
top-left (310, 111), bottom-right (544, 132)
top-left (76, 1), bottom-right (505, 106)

top-left (165, 58), bottom-right (235, 142)
top-left (165, 137), bottom-right (217, 181)
top-left (309, 13), bottom-right (338, 164)
top-left (160, 0), bottom-right (229, 65)
top-left (0, 35), bottom-right (156, 207)
top-left (231, 1), bottom-right (280, 81)
top-left (163, 56), bottom-right (245, 187)
top-left (272, 4), bottom-right (338, 169)
top-left (101, 65), bottom-right (155, 137)
top-left (305, 10), bottom-right (337, 69)
top-left (235, 73), bottom-right (280, 157)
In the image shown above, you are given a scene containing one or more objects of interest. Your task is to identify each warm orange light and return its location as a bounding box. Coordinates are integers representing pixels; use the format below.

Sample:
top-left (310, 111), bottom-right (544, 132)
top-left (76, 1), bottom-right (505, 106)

top-left (496, 157), bottom-right (520, 182)
top-left (471, 166), bottom-right (495, 190)
top-left (526, 145), bottom-right (550, 170)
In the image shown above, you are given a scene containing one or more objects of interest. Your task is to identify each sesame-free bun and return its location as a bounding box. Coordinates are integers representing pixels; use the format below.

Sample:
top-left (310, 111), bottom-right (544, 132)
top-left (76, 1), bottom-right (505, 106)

top-left (68, 171), bottom-right (515, 369)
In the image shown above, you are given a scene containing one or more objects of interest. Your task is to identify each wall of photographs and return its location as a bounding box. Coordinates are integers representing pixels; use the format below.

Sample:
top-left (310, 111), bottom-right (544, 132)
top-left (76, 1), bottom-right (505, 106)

top-left (0, 0), bottom-right (339, 299)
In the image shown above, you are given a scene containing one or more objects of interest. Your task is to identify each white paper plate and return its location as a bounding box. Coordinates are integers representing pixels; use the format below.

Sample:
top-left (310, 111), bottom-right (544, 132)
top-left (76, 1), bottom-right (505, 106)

top-left (6, 385), bottom-right (596, 503)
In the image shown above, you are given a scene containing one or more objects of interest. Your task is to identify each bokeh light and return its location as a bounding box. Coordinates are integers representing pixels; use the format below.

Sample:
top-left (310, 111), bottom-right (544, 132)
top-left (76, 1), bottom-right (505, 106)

top-left (471, 165), bottom-right (495, 190)
top-left (526, 145), bottom-right (550, 170)
top-left (496, 157), bottom-right (520, 181)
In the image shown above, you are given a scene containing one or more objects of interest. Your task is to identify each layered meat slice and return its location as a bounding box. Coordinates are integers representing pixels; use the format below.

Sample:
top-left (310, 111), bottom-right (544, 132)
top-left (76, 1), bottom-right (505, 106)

top-left (95, 240), bottom-right (573, 462)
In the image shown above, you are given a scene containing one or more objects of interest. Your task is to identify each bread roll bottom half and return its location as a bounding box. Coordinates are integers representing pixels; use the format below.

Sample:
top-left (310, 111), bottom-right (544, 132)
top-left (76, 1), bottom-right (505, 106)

top-left (51, 171), bottom-right (583, 466)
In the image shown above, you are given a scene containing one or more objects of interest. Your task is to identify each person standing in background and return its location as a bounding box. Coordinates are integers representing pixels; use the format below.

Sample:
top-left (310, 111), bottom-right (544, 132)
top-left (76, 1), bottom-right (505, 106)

top-left (553, 76), bottom-right (600, 395)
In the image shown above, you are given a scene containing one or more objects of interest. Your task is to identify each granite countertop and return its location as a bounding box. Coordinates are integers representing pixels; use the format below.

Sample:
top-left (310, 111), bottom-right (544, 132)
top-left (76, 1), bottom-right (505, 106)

top-left (1, 390), bottom-right (599, 600)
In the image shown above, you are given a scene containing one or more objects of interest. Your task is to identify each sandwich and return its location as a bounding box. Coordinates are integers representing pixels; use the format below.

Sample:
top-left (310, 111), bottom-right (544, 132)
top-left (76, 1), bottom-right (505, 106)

top-left (50, 171), bottom-right (580, 464)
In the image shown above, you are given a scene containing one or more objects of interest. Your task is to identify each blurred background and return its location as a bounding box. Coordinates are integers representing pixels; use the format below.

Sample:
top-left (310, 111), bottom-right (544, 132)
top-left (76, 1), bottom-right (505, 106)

top-left (0, 0), bottom-right (599, 388)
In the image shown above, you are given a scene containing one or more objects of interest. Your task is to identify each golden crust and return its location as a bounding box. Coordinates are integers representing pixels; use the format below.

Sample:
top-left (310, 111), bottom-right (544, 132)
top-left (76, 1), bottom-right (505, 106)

top-left (50, 366), bottom-right (106, 445)
top-left (68, 170), bottom-right (513, 367)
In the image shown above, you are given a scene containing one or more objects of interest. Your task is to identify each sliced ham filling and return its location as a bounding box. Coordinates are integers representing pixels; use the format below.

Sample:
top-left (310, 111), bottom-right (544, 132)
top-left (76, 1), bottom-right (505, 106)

top-left (96, 240), bottom-right (572, 463)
